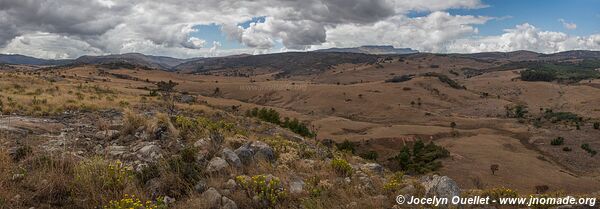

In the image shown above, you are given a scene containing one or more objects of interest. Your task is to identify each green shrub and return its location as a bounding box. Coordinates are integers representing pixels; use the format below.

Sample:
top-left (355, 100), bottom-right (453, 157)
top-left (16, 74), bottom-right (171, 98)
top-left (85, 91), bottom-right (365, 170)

top-left (550, 137), bottom-right (564, 146)
top-left (360, 151), bottom-right (378, 161)
top-left (581, 144), bottom-right (597, 157)
top-left (562, 147), bottom-right (572, 152)
top-left (389, 140), bottom-right (449, 174)
top-left (594, 122), bottom-right (599, 129)
top-left (236, 175), bottom-right (286, 207)
top-left (331, 158), bottom-right (352, 177)
top-left (335, 140), bottom-right (356, 154)
top-left (105, 194), bottom-right (166, 209)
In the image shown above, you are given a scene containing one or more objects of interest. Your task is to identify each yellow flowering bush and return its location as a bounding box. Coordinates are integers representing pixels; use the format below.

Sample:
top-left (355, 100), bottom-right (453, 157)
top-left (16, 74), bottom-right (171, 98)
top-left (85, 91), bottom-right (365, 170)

top-left (74, 158), bottom-right (133, 207)
top-left (482, 187), bottom-right (519, 202)
top-left (383, 172), bottom-right (404, 192)
top-left (104, 194), bottom-right (167, 209)
top-left (236, 175), bottom-right (286, 207)
top-left (331, 158), bottom-right (352, 177)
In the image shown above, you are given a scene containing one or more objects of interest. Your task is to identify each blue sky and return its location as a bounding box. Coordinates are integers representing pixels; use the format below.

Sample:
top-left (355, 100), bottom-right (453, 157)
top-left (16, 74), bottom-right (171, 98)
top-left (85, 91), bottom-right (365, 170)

top-left (191, 0), bottom-right (599, 51)
top-left (1, 0), bottom-right (599, 58)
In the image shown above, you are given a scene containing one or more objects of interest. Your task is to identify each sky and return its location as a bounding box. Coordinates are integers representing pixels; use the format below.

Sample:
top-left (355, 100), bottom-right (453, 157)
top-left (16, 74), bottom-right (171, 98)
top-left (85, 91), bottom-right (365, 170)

top-left (0, 0), bottom-right (598, 59)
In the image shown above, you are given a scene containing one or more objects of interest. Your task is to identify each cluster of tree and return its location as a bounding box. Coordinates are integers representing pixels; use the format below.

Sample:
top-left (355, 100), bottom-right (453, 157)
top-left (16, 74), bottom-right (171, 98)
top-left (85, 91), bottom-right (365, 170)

top-left (246, 107), bottom-right (315, 137)
top-left (581, 143), bottom-right (597, 157)
top-left (385, 74), bottom-right (414, 83)
top-left (543, 110), bottom-right (581, 124)
top-left (388, 140), bottom-right (449, 174)
top-left (422, 72), bottom-right (465, 89)
top-left (505, 104), bottom-right (528, 118)
top-left (519, 60), bottom-right (600, 82)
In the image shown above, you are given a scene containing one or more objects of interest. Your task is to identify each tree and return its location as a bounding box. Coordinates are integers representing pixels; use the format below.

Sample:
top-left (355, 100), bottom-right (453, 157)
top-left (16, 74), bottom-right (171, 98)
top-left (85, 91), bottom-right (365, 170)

top-left (156, 80), bottom-right (179, 116)
top-left (490, 164), bottom-right (499, 175)
top-left (450, 122), bottom-right (457, 129)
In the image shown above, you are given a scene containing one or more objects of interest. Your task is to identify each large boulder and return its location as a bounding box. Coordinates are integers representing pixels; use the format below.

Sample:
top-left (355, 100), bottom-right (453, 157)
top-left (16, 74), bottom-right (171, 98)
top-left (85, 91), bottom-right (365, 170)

top-left (420, 175), bottom-right (460, 200)
top-left (221, 196), bottom-right (238, 209)
top-left (206, 157), bottom-right (229, 173)
top-left (249, 141), bottom-right (275, 162)
top-left (234, 144), bottom-right (254, 165)
top-left (201, 187), bottom-right (222, 208)
top-left (221, 148), bottom-right (242, 168)
top-left (360, 163), bottom-right (384, 175)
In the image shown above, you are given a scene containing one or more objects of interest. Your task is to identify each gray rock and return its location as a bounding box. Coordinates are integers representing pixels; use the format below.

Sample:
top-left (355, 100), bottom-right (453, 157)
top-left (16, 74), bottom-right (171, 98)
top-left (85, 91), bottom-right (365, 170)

top-left (221, 196), bottom-right (238, 209)
top-left (206, 157), bottom-right (229, 173)
top-left (137, 144), bottom-right (161, 160)
top-left (194, 137), bottom-right (210, 148)
top-left (201, 187), bottom-right (222, 208)
top-left (250, 141), bottom-right (275, 162)
top-left (94, 130), bottom-right (120, 140)
top-left (360, 163), bottom-right (384, 175)
top-left (163, 196), bottom-right (176, 206)
top-left (420, 175), bottom-right (460, 200)
top-left (107, 145), bottom-right (127, 156)
top-left (224, 179), bottom-right (237, 190)
top-left (289, 180), bottom-right (305, 194)
top-left (194, 180), bottom-right (207, 193)
top-left (178, 94), bottom-right (196, 104)
top-left (234, 144), bottom-right (254, 165)
top-left (221, 148), bottom-right (242, 168)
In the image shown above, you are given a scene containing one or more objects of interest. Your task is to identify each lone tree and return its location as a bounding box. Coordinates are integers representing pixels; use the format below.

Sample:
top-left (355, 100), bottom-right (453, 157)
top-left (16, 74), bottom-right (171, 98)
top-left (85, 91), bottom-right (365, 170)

top-left (490, 164), bottom-right (499, 175)
top-left (156, 80), bottom-right (179, 115)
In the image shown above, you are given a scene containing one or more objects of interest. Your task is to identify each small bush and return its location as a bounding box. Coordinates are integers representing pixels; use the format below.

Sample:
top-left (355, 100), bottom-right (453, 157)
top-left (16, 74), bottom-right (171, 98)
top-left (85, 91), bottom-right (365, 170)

top-left (482, 187), bottom-right (519, 203)
top-left (331, 158), bottom-right (352, 177)
top-left (335, 140), bottom-right (356, 154)
top-left (73, 158), bottom-right (133, 207)
top-left (562, 147), bottom-right (572, 152)
top-left (581, 144), bottom-right (597, 157)
top-left (594, 122), bottom-right (600, 129)
top-left (383, 172), bottom-right (404, 192)
top-left (359, 150), bottom-right (378, 161)
top-left (550, 137), bottom-right (564, 146)
top-left (104, 194), bottom-right (166, 209)
top-left (236, 175), bottom-right (286, 207)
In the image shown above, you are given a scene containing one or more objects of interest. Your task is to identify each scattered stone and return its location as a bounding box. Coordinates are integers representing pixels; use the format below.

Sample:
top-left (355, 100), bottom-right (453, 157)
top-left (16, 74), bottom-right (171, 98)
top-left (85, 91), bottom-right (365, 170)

top-left (136, 144), bottom-right (161, 161)
top-left (222, 148), bottom-right (242, 168)
top-left (178, 94), bottom-right (196, 104)
top-left (234, 144), bottom-right (254, 165)
top-left (206, 157), bottom-right (229, 173)
top-left (94, 130), bottom-right (120, 140)
top-left (221, 196), bottom-right (238, 209)
top-left (194, 137), bottom-right (210, 148)
top-left (289, 179), bottom-right (305, 194)
top-left (194, 180), bottom-right (208, 193)
top-left (249, 141), bottom-right (275, 162)
top-left (107, 145), bottom-right (127, 156)
top-left (201, 187), bottom-right (222, 208)
top-left (420, 175), bottom-right (460, 200)
top-left (224, 179), bottom-right (237, 190)
top-left (163, 196), bottom-right (176, 206)
top-left (360, 163), bottom-right (384, 175)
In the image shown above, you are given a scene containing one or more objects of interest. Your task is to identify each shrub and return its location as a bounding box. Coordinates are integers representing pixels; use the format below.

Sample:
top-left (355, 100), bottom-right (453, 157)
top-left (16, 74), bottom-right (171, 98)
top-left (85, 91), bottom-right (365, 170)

top-left (562, 147), bottom-right (572, 152)
top-left (73, 158), bottom-right (133, 207)
top-left (122, 110), bottom-right (148, 135)
top-left (335, 140), bottom-right (356, 154)
top-left (104, 194), bottom-right (166, 209)
top-left (389, 140), bottom-right (449, 174)
top-left (331, 158), bottom-right (352, 177)
top-left (236, 175), bottom-right (286, 207)
top-left (550, 137), bottom-right (564, 146)
top-left (482, 187), bottom-right (519, 203)
top-left (359, 151), bottom-right (378, 161)
top-left (594, 122), bottom-right (600, 129)
top-left (581, 144), bottom-right (597, 157)
top-left (383, 172), bottom-right (404, 192)
top-left (385, 74), bottom-right (414, 83)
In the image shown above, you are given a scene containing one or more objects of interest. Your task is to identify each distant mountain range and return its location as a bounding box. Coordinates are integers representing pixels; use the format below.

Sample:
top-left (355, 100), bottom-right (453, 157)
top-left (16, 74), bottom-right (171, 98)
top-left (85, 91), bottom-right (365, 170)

top-left (0, 54), bottom-right (71, 66)
top-left (2, 48), bottom-right (600, 74)
top-left (315, 45), bottom-right (418, 54)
